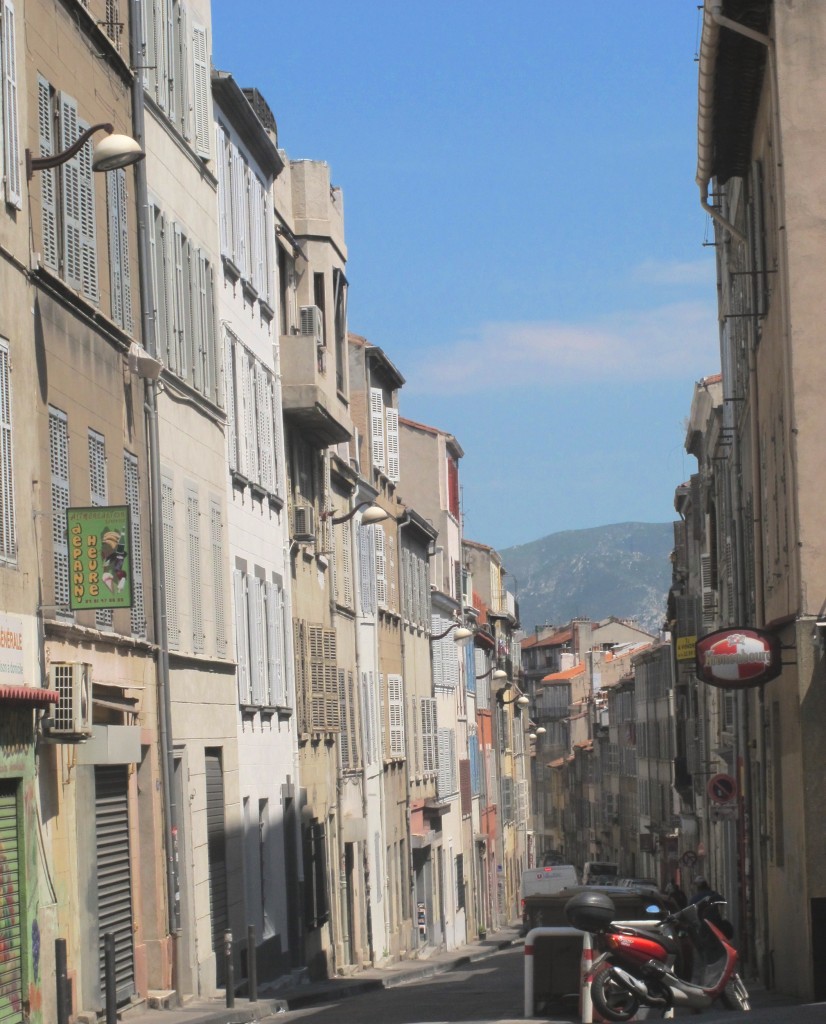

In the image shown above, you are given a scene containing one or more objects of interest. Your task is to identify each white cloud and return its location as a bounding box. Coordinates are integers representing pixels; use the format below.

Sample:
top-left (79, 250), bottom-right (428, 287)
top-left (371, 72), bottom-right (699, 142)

top-left (408, 301), bottom-right (720, 395)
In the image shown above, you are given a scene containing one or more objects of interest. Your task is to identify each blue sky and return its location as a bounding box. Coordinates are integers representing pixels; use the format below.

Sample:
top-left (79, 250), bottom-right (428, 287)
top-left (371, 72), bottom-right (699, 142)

top-left (212, 1), bottom-right (719, 550)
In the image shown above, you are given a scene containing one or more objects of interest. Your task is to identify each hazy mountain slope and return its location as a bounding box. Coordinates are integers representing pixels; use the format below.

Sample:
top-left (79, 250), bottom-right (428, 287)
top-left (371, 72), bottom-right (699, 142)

top-left (500, 522), bottom-right (673, 636)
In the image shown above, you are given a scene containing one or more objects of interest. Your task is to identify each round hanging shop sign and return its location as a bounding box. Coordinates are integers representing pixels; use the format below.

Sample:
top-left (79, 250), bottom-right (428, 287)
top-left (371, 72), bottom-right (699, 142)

top-left (695, 627), bottom-right (782, 689)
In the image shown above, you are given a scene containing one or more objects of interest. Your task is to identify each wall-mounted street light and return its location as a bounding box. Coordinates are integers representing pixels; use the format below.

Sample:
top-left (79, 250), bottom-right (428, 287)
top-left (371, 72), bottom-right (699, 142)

top-left (535, 726), bottom-right (547, 736)
top-left (431, 621), bottom-right (473, 643)
top-left (476, 666), bottom-right (508, 682)
top-left (26, 123), bottom-right (145, 180)
top-left (320, 501), bottom-right (390, 527)
top-left (495, 685), bottom-right (529, 709)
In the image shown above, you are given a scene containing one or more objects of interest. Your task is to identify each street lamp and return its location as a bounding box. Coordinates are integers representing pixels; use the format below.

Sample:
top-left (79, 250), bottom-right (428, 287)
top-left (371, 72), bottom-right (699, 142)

top-left (476, 666), bottom-right (508, 681)
top-left (431, 621), bottom-right (473, 643)
top-left (320, 501), bottom-right (389, 526)
top-left (26, 123), bottom-right (144, 179)
top-left (495, 686), bottom-right (529, 709)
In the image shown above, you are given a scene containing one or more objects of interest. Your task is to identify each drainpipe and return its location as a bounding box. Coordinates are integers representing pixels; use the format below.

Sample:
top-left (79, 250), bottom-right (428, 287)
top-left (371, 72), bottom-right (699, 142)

top-left (127, 0), bottom-right (180, 968)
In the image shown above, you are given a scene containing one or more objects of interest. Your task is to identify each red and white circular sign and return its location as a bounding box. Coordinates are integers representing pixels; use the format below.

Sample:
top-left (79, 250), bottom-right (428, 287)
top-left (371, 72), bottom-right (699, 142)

top-left (695, 628), bottom-right (781, 689)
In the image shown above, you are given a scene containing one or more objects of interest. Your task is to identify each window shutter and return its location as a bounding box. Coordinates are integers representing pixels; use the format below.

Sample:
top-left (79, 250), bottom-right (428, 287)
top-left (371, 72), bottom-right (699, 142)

top-left (49, 408), bottom-right (70, 611)
top-left (309, 624), bottom-right (324, 731)
top-left (186, 488), bottom-right (203, 652)
top-left (175, 2), bottom-right (190, 139)
top-left (124, 452), bottom-right (145, 638)
top-left (161, 475), bottom-right (179, 648)
top-left (386, 406), bottom-right (400, 483)
top-left (38, 78), bottom-right (58, 271)
top-left (0, 341), bottom-right (15, 561)
top-left (172, 224), bottom-right (189, 379)
top-left (224, 331), bottom-right (237, 471)
top-left (375, 525), bottom-right (387, 607)
top-left (388, 674), bottom-right (404, 758)
top-left (233, 570), bottom-right (250, 702)
top-left (256, 364), bottom-right (274, 491)
top-left (459, 759), bottom-right (471, 815)
top-left (338, 669), bottom-right (350, 768)
top-left (437, 727), bottom-right (451, 799)
top-left (359, 523), bottom-right (375, 614)
top-left (107, 172), bottom-right (124, 327)
top-left (370, 387), bottom-right (385, 470)
top-left (88, 430), bottom-right (112, 629)
top-left (193, 249), bottom-right (206, 394)
top-left (341, 519), bottom-right (352, 607)
top-left (2, 0), bottom-right (21, 209)
top-left (210, 500), bottom-right (226, 657)
top-left (324, 629), bottom-right (339, 730)
top-left (217, 124), bottom-right (230, 256)
top-left (77, 118), bottom-right (98, 303)
top-left (59, 94), bottom-right (82, 290)
top-left (192, 21), bottom-right (210, 157)
top-left (265, 580), bottom-right (285, 705)
top-left (247, 575), bottom-right (265, 704)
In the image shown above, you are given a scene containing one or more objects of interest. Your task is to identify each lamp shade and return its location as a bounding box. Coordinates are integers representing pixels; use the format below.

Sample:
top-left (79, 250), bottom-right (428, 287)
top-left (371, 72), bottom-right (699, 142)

top-left (453, 627), bottom-right (473, 642)
top-left (92, 133), bottom-right (145, 172)
top-left (360, 505), bottom-right (390, 526)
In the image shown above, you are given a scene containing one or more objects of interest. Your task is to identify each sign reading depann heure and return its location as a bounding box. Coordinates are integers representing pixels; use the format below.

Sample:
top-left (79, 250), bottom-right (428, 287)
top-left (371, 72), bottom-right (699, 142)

top-left (695, 627), bottom-right (781, 689)
top-left (67, 506), bottom-right (133, 611)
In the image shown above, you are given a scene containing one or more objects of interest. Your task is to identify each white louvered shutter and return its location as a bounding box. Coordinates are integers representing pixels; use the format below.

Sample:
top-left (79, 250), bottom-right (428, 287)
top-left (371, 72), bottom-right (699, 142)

top-left (233, 570), bottom-right (250, 702)
top-left (370, 387), bottom-right (385, 470)
top-left (192, 21), bottom-right (210, 157)
top-left (124, 452), bottom-right (145, 637)
top-left (175, 2), bottom-right (190, 139)
top-left (265, 580), bottom-right (285, 705)
top-left (88, 430), bottom-right (111, 629)
top-left (210, 500), bottom-right (226, 657)
top-left (59, 94), bottom-right (82, 290)
top-left (256, 364), bottom-right (274, 491)
top-left (216, 124), bottom-right (230, 256)
top-left (186, 489), bottom-right (203, 652)
top-left (2, 0), bottom-right (21, 209)
top-left (375, 525), bottom-right (387, 607)
top-left (107, 169), bottom-right (132, 332)
top-left (388, 674), bottom-right (405, 757)
top-left (224, 332), bottom-right (237, 471)
top-left (386, 406), bottom-right (400, 483)
top-left (172, 224), bottom-right (186, 378)
top-left (248, 575), bottom-right (266, 703)
top-left (0, 341), bottom-right (15, 561)
top-left (77, 118), bottom-right (98, 302)
top-left (161, 475), bottom-right (179, 648)
top-left (38, 78), bottom-right (58, 271)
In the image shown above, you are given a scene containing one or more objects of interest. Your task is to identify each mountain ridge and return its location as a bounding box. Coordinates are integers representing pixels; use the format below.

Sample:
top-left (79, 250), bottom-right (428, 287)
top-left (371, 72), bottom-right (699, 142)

top-left (499, 521), bottom-right (673, 636)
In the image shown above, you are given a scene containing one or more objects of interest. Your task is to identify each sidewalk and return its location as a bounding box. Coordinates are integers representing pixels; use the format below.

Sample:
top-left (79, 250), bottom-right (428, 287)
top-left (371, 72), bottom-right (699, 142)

top-left (118, 924), bottom-right (524, 1024)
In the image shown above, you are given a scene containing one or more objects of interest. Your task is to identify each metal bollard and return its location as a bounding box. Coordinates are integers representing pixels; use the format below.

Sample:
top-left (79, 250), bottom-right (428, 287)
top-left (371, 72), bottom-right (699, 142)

top-left (224, 930), bottom-right (235, 1008)
top-left (247, 924), bottom-right (257, 1002)
top-left (55, 938), bottom-right (69, 1024)
top-left (104, 932), bottom-right (117, 1024)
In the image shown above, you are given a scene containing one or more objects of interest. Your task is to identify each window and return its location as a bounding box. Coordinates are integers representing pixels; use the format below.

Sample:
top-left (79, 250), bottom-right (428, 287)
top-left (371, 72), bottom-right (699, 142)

top-left (359, 523), bottom-right (376, 614)
top-left (386, 407), bottom-right (400, 483)
top-left (1, 0), bottom-right (21, 209)
top-left (148, 203), bottom-right (219, 404)
top-left (374, 525), bottom-right (387, 607)
top-left (387, 674), bottom-right (405, 758)
top-left (437, 727), bottom-right (456, 799)
top-left (49, 408), bottom-right (70, 611)
top-left (224, 331), bottom-right (279, 493)
top-left (88, 430), bottom-right (112, 629)
top-left (370, 387), bottom-right (385, 471)
top-left (143, 0), bottom-right (210, 156)
top-left (332, 267), bottom-right (347, 394)
top-left (303, 819), bottom-right (329, 929)
top-left (210, 500), bottom-right (226, 657)
top-left (161, 474), bottom-right (179, 648)
top-left (38, 80), bottom-right (98, 302)
top-left (421, 698), bottom-right (437, 774)
top-left (339, 669), bottom-right (359, 771)
top-left (123, 453), bottom-right (145, 637)
top-left (455, 853), bottom-right (465, 911)
top-left (186, 488), bottom-right (203, 653)
top-left (0, 340), bottom-right (15, 561)
top-left (106, 168), bottom-right (133, 332)
top-left (293, 620), bottom-right (339, 733)
top-left (447, 456), bottom-right (459, 519)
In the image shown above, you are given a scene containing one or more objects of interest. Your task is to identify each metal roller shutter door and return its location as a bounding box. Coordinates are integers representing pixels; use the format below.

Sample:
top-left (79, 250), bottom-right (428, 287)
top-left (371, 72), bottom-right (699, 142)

top-left (95, 766), bottom-right (134, 1004)
top-left (0, 782), bottom-right (23, 1024)
top-left (205, 752), bottom-right (228, 981)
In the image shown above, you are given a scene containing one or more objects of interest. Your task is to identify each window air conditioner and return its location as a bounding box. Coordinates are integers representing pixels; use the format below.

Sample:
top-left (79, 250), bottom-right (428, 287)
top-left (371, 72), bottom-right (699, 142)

top-left (292, 502), bottom-right (316, 542)
top-left (46, 662), bottom-right (93, 739)
top-left (299, 305), bottom-right (324, 346)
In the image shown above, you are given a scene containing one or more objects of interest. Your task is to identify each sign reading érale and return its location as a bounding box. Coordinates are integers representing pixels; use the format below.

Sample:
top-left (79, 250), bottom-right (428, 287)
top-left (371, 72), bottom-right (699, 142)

top-left (67, 506), bottom-right (133, 611)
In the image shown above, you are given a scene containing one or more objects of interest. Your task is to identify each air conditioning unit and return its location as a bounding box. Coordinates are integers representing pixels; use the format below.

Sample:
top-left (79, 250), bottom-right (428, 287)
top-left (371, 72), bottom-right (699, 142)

top-left (299, 305), bottom-right (324, 346)
top-left (292, 502), bottom-right (316, 541)
top-left (46, 662), bottom-right (93, 739)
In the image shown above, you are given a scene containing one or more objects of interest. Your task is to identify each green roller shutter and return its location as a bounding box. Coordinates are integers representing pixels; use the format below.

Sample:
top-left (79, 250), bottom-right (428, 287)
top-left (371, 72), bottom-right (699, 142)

top-left (0, 781), bottom-right (23, 1024)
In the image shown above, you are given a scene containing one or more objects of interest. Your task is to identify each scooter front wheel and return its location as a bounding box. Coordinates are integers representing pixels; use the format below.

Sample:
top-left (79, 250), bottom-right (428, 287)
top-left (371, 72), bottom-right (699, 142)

top-left (720, 973), bottom-right (751, 1011)
top-left (590, 964), bottom-right (641, 1022)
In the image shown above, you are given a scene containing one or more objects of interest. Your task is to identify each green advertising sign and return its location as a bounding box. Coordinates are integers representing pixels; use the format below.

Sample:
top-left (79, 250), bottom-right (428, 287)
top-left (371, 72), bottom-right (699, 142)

top-left (67, 506), bottom-right (133, 611)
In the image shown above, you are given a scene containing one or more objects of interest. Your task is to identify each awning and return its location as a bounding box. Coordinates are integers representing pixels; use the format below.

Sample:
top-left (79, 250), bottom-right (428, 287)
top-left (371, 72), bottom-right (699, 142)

top-left (0, 685), bottom-right (58, 707)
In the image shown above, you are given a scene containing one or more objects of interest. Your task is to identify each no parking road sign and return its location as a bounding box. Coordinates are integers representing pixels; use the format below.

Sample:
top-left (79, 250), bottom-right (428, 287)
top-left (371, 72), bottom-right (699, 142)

top-left (707, 773), bottom-right (738, 804)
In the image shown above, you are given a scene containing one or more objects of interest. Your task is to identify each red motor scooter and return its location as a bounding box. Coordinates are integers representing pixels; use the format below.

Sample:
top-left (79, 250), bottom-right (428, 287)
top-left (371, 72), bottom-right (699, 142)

top-left (565, 890), bottom-right (750, 1020)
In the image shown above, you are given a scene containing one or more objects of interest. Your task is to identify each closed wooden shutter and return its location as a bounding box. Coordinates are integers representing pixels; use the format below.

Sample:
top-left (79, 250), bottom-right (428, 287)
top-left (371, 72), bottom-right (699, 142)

top-left (0, 781), bottom-right (23, 1024)
top-left (0, 340), bottom-right (16, 562)
top-left (161, 475), bottom-right (179, 648)
top-left (247, 575), bottom-right (266, 704)
top-left (265, 580), bottom-right (284, 705)
top-left (2, 0), bottom-right (21, 209)
top-left (124, 453), bottom-right (145, 637)
top-left (205, 752), bottom-right (229, 981)
top-left (459, 759), bottom-right (471, 816)
top-left (186, 489), bottom-right (203, 653)
top-left (95, 766), bottom-right (135, 1004)
top-left (37, 77), bottom-right (58, 271)
top-left (232, 570), bottom-right (250, 702)
top-left (385, 406), bottom-right (400, 482)
top-left (224, 331), bottom-right (238, 471)
top-left (107, 169), bottom-right (133, 333)
top-left (76, 117), bottom-right (98, 302)
top-left (210, 501), bottom-right (226, 657)
top-left (388, 674), bottom-right (404, 757)
top-left (370, 388), bottom-right (384, 470)
top-left (192, 21), bottom-right (210, 157)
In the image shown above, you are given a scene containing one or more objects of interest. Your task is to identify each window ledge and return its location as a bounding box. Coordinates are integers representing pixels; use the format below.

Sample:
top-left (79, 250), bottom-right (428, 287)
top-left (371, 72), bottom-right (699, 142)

top-left (222, 255), bottom-right (241, 282)
top-left (259, 298), bottom-right (275, 322)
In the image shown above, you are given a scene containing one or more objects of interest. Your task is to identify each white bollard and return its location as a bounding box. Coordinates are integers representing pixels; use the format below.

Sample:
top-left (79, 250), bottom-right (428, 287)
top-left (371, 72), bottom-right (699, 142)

top-left (580, 931), bottom-right (593, 1024)
top-left (523, 926), bottom-right (589, 1020)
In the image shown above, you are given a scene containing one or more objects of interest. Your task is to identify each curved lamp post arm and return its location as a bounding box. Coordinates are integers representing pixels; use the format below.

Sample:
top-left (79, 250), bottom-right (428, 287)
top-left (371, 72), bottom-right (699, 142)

top-left (431, 621), bottom-right (473, 642)
top-left (27, 123), bottom-right (112, 178)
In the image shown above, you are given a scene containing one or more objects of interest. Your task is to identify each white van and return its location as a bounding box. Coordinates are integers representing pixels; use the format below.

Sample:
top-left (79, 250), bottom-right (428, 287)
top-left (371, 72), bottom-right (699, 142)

top-left (519, 864), bottom-right (579, 903)
top-left (582, 861), bottom-right (619, 885)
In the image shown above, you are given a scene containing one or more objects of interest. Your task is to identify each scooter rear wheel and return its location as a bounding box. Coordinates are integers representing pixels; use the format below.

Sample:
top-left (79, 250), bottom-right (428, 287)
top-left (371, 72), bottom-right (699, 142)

top-left (590, 964), bottom-right (641, 1022)
top-left (720, 973), bottom-right (751, 1011)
